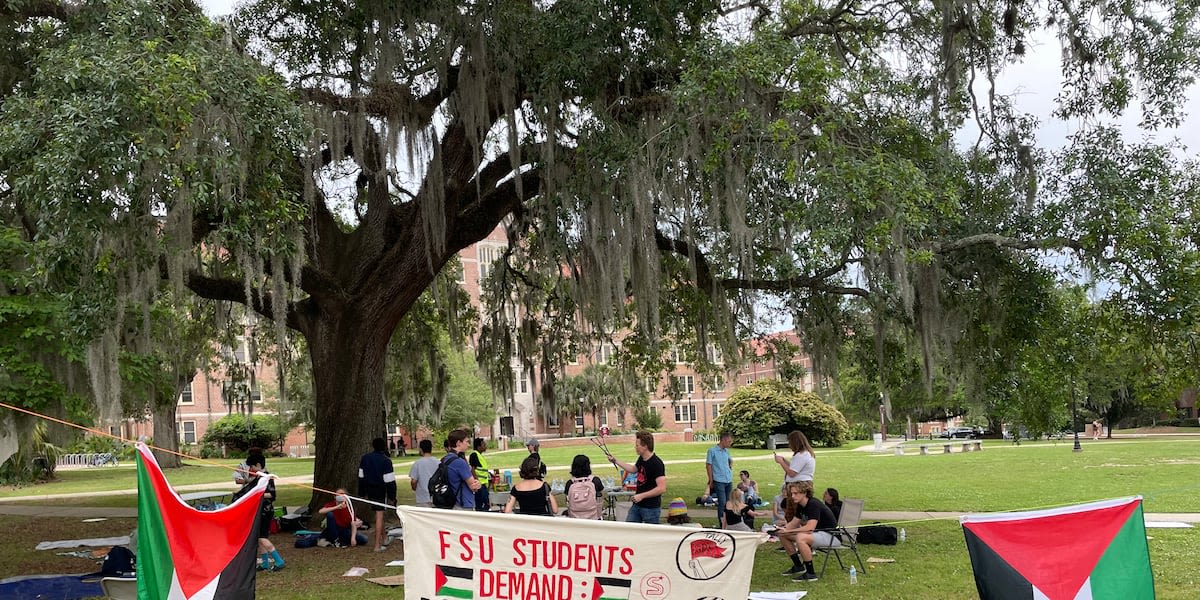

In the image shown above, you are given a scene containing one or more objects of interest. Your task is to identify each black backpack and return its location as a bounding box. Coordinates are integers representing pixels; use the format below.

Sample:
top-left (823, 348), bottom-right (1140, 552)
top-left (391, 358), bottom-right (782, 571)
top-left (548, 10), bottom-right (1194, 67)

top-left (428, 455), bottom-right (461, 509)
top-left (857, 524), bottom-right (898, 545)
top-left (100, 546), bottom-right (136, 577)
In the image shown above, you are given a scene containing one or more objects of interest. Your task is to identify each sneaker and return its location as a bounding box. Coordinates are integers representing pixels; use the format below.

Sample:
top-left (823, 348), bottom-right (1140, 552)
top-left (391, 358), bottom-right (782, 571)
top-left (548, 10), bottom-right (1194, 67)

top-left (780, 566), bottom-right (803, 576)
top-left (271, 563), bottom-right (286, 572)
top-left (792, 570), bottom-right (818, 582)
top-left (374, 546), bottom-right (387, 553)
top-left (332, 541), bottom-right (346, 548)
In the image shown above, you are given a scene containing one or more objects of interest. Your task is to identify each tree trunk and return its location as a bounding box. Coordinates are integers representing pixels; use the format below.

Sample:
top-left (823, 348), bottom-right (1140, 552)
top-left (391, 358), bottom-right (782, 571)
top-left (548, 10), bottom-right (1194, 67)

top-left (306, 311), bottom-right (390, 511)
top-left (151, 404), bottom-right (182, 468)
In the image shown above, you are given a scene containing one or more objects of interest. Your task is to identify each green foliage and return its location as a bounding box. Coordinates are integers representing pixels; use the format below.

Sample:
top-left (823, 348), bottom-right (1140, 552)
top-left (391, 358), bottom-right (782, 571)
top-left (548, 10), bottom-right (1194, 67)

top-left (0, 420), bottom-right (64, 483)
top-left (634, 408), bottom-right (663, 431)
top-left (715, 380), bottom-right (849, 447)
top-left (200, 414), bottom-right (288, 453)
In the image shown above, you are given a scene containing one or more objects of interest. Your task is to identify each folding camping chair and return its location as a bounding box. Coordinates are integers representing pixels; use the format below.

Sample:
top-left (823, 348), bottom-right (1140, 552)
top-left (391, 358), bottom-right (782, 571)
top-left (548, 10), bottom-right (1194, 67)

top-left (100, 576), bottom-right (137, 600)
top-left (814, 498), bottom-right (868, 578)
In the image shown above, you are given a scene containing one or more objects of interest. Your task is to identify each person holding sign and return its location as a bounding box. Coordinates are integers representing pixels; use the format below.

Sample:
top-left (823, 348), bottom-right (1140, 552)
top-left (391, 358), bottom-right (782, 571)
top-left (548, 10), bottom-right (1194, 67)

top-left (607, 431), bottom-right (666, 524)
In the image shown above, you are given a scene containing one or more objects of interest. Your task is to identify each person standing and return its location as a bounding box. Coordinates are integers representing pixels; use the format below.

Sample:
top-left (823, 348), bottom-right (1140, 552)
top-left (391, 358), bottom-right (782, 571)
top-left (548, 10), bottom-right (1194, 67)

top-left (774, 430), bottom-right (815, 487)
top-left (408, 439), bottom-right (440, 508)
top-left (608, 431), bottom-right (666, 524)
top-left (231, 459), bottom-right (284, 571)
top-left (468, 437), bottom-right (491, 511)
top-left (446, 430), bottom-right (482, 510)
top-left (358, 437), bottom-right (397, 552)
top-left (524, 438), bottom-right (548, 480)
top-left (706, 431), bottom-right (734, 528)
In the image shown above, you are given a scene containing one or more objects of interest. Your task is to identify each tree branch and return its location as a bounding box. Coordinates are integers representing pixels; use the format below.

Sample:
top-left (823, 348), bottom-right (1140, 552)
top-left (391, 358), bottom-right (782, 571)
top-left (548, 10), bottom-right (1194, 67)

top-left (932, 233), bottom-right (1083, 253)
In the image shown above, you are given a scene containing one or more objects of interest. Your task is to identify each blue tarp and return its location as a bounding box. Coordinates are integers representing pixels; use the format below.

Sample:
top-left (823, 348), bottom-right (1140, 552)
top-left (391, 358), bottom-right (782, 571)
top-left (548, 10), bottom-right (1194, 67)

top-left (0, 573), bottom-right (104, 600)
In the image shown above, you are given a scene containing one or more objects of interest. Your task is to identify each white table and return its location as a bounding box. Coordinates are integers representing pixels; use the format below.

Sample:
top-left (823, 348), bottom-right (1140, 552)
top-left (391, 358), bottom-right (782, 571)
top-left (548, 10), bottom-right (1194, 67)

top-left (179, 490), bottom-right (232, 509)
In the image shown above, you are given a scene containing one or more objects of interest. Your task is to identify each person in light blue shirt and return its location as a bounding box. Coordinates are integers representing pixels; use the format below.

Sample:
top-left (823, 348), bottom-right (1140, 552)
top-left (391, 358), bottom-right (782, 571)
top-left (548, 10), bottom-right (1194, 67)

top-left (705, 431), bottom-right (734, 528)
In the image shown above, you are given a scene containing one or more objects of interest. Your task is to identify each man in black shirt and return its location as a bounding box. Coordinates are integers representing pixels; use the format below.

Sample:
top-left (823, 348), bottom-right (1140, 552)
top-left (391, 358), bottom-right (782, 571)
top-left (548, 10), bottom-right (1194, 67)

top-left (609, 431), bottom-right (666, 523)
top-left (777, 481), bottom-right (838, 581)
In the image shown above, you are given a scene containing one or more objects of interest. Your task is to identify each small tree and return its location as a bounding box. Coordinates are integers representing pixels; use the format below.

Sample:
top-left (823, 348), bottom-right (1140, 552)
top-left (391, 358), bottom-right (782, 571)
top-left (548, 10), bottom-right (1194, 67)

top-left (715, 380), bottom-right (849, 447)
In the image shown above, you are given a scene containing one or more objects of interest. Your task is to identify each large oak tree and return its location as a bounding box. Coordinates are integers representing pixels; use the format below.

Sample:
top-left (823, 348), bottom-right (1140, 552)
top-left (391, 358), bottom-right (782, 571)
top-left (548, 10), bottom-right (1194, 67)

top-left (3, 0), bottom-right (1199, 501)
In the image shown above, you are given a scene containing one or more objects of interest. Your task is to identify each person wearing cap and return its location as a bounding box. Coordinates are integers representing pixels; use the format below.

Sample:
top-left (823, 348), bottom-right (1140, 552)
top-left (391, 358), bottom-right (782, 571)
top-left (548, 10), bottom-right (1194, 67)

top-left (608, 431), bottom-right (667, 524)
top-left (524, 438), bottom-right (548, 480)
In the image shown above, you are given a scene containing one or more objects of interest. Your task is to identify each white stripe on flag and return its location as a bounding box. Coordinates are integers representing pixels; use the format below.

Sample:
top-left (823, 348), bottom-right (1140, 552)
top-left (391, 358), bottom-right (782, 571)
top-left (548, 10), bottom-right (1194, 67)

top-left (1033, 579), bottom-right (1093, 600)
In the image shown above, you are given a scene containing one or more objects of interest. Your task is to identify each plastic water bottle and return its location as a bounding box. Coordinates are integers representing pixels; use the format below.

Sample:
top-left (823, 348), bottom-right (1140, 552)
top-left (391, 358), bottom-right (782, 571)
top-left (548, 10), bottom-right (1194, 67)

top-left (849, 566), bottom-right (858, 584)
top-left (899, 528), bottom-right (907, 542)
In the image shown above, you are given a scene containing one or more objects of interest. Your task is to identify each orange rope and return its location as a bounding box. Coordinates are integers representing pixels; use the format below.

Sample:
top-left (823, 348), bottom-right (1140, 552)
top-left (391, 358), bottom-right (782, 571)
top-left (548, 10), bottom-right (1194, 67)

top-left (0, 400), bottom-right (343, 501)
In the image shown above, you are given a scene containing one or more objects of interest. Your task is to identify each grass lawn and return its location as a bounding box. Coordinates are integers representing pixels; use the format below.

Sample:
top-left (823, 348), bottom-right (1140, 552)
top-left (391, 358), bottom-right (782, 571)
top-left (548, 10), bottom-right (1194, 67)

top-left (2, 437), bottom-right (1199, 598)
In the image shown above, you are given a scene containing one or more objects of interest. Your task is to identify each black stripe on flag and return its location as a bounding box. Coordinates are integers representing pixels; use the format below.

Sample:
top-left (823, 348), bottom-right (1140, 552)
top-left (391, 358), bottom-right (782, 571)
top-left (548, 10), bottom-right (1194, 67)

top-left (963, 526), bottom-right (1035, 600)
top-left (596, 577), bottom-right (631, 588)
top-left (440, 565), bottom-right (474, 579)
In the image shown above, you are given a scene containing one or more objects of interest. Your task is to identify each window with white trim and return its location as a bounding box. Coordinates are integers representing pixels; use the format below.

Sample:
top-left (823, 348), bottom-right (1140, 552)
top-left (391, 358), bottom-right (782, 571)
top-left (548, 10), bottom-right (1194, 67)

top-left (673, 404), bottom-right (697, 423)
top-left (178, 379), bottom-right (194, 405)
top-left (478, 244), bottom-right (506, 281)
top-left (675, 375), bottom-right (695, 394)
top-left (599, 412), bottom-right (608, 426)
top-left (596, 342), bottom-right (616, 364)
top-left (547, 411), bottom-right (559, 427)
top-left (518, 371), bottom-right (529, 394)
top-left (712, 404), bottom-right (721, 419)
top-left (180, 421), bottom-right (197, 444)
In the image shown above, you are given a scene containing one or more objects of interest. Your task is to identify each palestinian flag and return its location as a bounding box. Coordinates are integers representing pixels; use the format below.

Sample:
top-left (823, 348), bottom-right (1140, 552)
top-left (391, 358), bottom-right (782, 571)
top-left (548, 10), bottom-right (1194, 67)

top-left (434, 565), bottom-right (474, 599)
top-left (961, 496), bottom-right (1155, 600)
top-left (591, 576), bottom-right (632, 600)
top-left (136, 443), bottom-right (269, 600)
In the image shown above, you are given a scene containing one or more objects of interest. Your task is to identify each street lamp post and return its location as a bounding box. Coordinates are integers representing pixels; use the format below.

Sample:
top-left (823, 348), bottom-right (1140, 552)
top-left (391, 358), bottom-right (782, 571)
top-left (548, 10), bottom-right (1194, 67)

top-left (688, 392), bottom-right (694, 430)
top-left (1071, 381), bottom-right (1082, 453)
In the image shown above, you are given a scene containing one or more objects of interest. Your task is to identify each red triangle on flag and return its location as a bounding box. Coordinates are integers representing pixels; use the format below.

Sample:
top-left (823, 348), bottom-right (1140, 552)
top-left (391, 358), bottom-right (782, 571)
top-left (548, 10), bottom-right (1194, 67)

top-left (962, 499), bottom-right (1140, 600)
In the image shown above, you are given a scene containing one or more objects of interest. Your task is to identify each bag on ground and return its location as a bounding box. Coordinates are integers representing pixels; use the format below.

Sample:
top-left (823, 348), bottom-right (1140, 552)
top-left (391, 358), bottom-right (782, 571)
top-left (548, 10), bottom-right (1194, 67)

top-left (566, 476), bottom-right (601, 519)
top-left (100, 546), bottom-right (136, 577)
top-left (858, 524), bottom-right (898, 545)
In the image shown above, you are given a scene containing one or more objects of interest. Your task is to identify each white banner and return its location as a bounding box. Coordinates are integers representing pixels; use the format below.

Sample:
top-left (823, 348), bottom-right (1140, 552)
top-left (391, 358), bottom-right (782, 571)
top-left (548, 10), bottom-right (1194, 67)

top-left (398, 506), bottom-right (764, 600)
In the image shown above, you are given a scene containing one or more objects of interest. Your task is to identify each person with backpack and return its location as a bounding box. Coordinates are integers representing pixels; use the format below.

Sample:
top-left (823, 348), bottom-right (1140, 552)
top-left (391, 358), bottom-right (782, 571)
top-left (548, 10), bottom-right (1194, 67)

top-left (563, 454), bottom-right (603, 519)
top-left (468, 437), bottom-right (491, 511)
top-left (358, 437), bottom-right (397, 552)
top-left (435, 430), bottom-right (480, 510)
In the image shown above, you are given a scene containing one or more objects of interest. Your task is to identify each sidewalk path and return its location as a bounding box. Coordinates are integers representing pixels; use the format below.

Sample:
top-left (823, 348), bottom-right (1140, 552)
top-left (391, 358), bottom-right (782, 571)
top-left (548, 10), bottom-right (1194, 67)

top-left (2, 502), bottom-right (1195, 524)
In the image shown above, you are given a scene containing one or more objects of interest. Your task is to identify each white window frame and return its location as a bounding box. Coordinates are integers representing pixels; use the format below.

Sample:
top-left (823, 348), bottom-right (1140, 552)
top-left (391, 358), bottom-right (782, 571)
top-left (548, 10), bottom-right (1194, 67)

top-left (675, 375), bottom-right (695, 394)
top-left (517, 370), bottom-right (529, 394)
top-left (597, 342), bottom-right (616, 365)
top-left (712, 404), bottom-right (721, 420)
top-left (598, 412), bottom-right (608, 426)
top-left (180, 421), bottom-right (197, 444)
top-left (673, 404), bottom-right (697, 423)
top-left (547, 412), bottom-right (559, 427)
top-left (178, 380), bottom-right (194, 405)
top-left (478, 244), bottom-right (506, 281)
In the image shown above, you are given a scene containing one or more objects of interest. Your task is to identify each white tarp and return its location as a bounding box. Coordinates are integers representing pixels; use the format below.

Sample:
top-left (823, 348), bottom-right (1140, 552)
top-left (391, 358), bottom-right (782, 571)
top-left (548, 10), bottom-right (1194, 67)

top-left (398, 506), bottom-right (764, 600)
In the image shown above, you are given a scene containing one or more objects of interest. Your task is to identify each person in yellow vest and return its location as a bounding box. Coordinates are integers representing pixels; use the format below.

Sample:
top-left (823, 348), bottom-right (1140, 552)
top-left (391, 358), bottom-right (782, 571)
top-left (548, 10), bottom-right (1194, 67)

top-left (468, 437), bottom-right (491, 512)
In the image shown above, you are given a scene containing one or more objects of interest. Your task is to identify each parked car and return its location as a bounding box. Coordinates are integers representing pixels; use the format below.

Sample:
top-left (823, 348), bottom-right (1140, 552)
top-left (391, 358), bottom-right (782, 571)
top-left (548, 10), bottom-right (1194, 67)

top-left (939, 427), bottom-right (980, 439)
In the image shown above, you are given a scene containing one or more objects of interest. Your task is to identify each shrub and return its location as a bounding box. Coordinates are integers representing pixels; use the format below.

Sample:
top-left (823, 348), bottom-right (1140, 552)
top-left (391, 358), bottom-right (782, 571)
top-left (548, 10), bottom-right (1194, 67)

top-left (634, 408), bottom-right (663, 431)
top-left (713, 380), bottom-right (849, 447)
top-left (201, 414), bottom-right (288, 454)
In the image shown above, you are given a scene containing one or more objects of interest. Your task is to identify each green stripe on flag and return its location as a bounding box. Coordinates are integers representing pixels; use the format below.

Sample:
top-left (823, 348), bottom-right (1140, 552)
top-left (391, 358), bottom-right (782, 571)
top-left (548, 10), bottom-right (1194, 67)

top-left (1088, 503), bottom-right (1155, 600)
top-left (136, 453), bottom-right (176, 599)
top-left (436, 587), bottom-right (474, 599)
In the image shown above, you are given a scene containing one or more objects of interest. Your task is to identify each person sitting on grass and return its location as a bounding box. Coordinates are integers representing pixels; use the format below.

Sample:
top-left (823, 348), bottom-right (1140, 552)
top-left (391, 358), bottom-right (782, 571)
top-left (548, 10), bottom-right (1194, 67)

top-left (504, 456), bottom-right (558, 516)
top-left (317, 488), bottom-right (367, 548)
top-left (776, 481), bottom-right (838, 582)
top-left (737, 470), bottom-right (760, 506)
top-left (666, 498), bottom-right (700, 527)
top-left (724, 487), bottom-right (768, 532)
